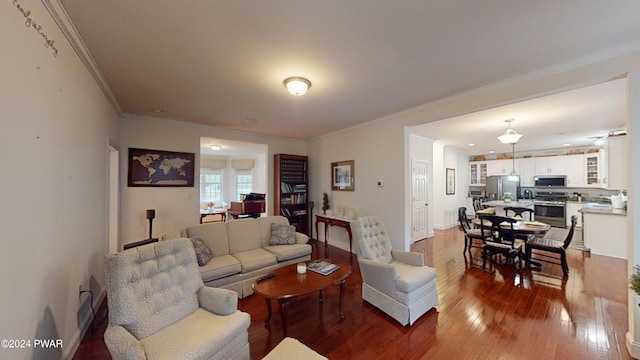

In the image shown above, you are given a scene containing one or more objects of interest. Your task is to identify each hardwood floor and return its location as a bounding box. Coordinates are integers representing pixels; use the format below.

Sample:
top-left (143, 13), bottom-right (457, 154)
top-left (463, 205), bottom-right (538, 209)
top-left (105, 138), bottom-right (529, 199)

top-left (73, 226), bottom-right (631, 359)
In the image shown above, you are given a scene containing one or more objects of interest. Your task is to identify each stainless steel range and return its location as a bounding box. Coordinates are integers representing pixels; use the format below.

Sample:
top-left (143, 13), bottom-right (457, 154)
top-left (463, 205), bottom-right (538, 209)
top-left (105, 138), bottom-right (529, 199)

top-left (534, 191), bottom-right (567, 228)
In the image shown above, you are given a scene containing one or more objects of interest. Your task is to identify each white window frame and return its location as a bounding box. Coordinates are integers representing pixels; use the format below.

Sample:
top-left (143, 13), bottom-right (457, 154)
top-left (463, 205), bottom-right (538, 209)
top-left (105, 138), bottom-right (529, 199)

top-left (235, 169), bottom-right (253, 201)
top-left (200, 168), bottom-right (224, 203)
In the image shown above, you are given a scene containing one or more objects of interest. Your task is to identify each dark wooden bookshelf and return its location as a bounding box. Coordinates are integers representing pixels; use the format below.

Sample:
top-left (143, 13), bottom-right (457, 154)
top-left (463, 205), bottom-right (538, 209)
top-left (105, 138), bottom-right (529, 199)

top-left (274, 154), bottom-right (309, 235)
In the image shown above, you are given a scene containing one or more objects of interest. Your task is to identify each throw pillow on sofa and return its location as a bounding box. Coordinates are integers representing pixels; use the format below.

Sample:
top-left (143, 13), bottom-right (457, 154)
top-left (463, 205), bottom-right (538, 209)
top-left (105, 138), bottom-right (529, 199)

top-left (190, 237), bottom-right (213, 266)
top-left (270, 223), bottom-right (296, 245)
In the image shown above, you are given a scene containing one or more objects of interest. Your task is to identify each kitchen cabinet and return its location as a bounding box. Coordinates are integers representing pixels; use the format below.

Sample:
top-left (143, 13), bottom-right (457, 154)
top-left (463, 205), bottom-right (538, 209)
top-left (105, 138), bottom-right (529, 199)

top-left (582, 210), bottom-right (627, 259)
top-left (565, 154), bottom-right (585, 187)
top-left (486, 159), bottom-right (514, 176)
top-left (534, 156), bottom-right (568, 175)
top-left (516, 158), bottom-right (535, 186)
top-left (606, 136), bottom-right (627, 190)
top-left (584, 151), bottom-right (605, 187)
top-left (469, 161), bottom-right (487, 185)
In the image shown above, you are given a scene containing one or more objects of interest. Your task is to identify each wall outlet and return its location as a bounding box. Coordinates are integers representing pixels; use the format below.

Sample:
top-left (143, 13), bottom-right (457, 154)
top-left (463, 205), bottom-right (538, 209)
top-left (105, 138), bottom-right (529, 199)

top-left (377, 180), bottom-right (384, 188)
top-left (161, 234), bottom-right (166, 241)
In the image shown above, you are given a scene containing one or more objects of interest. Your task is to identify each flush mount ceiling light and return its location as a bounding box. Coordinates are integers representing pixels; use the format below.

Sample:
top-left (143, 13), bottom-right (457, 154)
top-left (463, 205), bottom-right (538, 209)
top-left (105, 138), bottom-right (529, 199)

top-left (283, 77), bottom-right (311, 96)
top-left (210, 145), bottom-right (222, 151)
top-left (497, 119), bottom-right (523, 145)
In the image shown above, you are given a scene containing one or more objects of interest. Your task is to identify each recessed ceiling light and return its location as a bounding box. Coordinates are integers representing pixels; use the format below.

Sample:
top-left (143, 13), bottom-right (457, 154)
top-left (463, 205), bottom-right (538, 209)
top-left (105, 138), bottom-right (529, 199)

top-left (562, 143), bottom-right (571, 147)
top-left (152, 108), bottom-right (164, 113)
top-left (489, 150), bottom-right (495, 153)
top-left (245, 118), bottom-right (257, 123)
top-left (210, 145), bottom-right (222, 151)
top-left (468, 143), bottom-right (475, 147)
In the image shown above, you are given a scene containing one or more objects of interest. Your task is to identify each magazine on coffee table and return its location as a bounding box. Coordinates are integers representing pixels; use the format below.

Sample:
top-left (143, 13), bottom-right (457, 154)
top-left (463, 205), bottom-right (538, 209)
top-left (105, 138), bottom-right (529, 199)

top-left (306, 260), bottom-right (339, 275)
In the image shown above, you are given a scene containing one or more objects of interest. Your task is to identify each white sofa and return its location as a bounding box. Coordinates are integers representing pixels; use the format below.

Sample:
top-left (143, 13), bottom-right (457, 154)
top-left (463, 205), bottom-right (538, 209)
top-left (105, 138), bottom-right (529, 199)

top-left (180, 216), bottom-right (312, 298)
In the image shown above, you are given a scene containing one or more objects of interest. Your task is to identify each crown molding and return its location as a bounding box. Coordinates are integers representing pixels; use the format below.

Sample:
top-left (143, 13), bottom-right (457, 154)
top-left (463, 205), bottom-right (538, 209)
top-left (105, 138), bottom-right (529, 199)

top-left (42, 0), bottom-right (122, 115)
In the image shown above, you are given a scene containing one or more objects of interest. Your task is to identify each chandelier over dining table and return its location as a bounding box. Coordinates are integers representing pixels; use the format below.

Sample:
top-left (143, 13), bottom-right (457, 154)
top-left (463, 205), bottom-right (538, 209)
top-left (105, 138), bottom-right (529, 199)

top-left (497, 119), bottom-right (523, 181)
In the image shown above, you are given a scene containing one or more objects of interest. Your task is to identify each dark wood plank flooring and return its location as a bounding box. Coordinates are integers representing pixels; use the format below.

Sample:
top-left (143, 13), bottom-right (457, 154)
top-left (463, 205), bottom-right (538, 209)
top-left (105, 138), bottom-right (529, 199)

top-left (73, 226), bottom-right (630, 359)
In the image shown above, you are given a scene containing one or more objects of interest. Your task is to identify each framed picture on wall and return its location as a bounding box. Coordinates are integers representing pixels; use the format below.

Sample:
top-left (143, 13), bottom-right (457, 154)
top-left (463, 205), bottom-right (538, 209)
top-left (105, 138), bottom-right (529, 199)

top-left (446, 168), bottom-right (455, 195)
top-left (128, 148), bottom-right (195, 187)
top-left (331, 160), bottom-right (355, 191)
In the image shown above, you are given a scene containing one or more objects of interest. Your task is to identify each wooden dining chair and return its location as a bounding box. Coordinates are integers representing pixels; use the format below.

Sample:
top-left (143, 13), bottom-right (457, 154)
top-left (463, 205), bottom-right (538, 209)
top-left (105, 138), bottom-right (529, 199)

top-left (525, 215), bottom-right (577, 276)
top-left (458, 207), bottom-right (484, 254)
top-left (472, 197), bottom-right (485, 212)
top-left (504, 206), bottom-right (534, 220)
top-left (478, 215), bottom-right (523, 272)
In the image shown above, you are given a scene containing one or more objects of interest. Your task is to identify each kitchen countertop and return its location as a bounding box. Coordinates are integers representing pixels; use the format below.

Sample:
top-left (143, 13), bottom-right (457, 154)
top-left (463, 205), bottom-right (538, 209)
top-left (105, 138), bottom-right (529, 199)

top-left (482, 200), bottom-right (534, 207)
top-left (578, 203), bottom-right (627, 216)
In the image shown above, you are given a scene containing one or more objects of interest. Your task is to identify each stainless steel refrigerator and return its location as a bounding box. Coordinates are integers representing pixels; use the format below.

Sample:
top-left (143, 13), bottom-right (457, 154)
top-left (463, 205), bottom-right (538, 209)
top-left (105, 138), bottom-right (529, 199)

top-left (486, 175), bottom-right (520, 201)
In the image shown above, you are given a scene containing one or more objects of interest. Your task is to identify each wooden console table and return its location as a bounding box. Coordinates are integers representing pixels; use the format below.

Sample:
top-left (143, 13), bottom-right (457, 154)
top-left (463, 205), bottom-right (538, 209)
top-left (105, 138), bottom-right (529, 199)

top-left (315, 215), bottom-right (354, 257)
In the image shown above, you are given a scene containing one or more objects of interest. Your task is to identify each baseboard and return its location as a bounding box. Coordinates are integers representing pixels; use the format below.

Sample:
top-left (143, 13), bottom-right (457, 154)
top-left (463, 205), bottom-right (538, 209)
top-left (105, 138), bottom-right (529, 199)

top-left (63, 288), bottom-right (106, 360)
top-left (433, 222), bottom-right (459, 230)
top-left (625, 331), bottom-right (640, 358)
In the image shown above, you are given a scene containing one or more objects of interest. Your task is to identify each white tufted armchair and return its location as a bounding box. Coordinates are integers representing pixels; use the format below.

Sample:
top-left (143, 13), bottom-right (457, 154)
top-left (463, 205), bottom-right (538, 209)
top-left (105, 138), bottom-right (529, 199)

top-left (350, 217), bottom-right (438, 325)
top-left (104, 238), bottom-right (251, 360)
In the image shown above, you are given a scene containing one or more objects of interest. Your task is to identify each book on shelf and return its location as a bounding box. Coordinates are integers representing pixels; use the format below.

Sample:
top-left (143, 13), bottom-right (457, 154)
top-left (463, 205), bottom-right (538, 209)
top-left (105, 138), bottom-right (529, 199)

top-left (306, 260), bottom-right (339, 275)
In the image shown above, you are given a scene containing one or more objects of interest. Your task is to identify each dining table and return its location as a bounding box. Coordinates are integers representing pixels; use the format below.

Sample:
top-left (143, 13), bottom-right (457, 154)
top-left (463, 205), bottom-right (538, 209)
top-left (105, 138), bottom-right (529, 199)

top-left (471, 217), bottom-right (551, 236)
top-left (470, 217), bottom-right (551, 267)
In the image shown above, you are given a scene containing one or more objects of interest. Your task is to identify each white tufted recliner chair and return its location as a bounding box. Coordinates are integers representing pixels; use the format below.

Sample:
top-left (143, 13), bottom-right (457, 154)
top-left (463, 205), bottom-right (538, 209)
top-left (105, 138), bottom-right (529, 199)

top-left (350, 217), bottom-right (438, 325)
top-left (104, 238), bottom-right (251, 360)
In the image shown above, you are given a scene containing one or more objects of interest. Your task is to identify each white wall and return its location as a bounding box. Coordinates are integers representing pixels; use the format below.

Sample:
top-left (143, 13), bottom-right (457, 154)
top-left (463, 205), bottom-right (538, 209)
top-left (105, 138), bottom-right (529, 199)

top-left (430, 143), bottom-right (465, 229)
top-left (309, 119), bottom-right (406, 250)
top-left (0, 1), bottom-right (120, 358)
top-left (119, 115), bottom-right (307, 246)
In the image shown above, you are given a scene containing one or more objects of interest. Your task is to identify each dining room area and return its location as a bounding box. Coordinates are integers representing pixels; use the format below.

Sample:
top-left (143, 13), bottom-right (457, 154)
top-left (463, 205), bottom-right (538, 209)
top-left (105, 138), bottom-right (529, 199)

top-left (459, 201), bottom-right (579, 275)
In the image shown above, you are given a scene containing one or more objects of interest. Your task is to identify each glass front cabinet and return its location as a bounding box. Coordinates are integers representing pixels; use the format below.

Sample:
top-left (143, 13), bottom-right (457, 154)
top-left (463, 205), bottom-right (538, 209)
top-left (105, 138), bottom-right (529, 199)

top-left (469, 162), bottom-right (487, 185)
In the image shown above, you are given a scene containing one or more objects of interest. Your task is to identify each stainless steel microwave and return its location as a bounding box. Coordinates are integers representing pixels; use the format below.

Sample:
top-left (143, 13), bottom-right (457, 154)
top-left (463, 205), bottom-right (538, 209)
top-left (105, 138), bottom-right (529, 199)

top-left (534, 175), bottom-right (566, 187)
top-left (468, 188), bottom-right (486, 196)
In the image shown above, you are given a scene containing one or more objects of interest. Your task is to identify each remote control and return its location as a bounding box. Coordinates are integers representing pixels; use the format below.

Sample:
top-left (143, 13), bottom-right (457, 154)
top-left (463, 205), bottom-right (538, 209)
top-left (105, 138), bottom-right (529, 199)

top-left (257, 273), bottom-right (276, 282)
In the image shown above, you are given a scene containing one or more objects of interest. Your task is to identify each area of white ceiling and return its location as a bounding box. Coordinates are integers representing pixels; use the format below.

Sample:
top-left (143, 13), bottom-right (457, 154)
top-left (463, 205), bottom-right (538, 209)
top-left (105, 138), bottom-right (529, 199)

top-left (200, 138), bottom-right (267, 158)
top-left (411, 78), bottom-right (627, 156)
top-left (58, 1), bottom-right (640, 140)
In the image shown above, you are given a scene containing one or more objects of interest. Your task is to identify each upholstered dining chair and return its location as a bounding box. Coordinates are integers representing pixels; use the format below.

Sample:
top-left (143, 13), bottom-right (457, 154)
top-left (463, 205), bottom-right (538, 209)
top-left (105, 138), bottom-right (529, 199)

top-left (458, 207), bottom-right (484, 254)
top-left (104, 238), bottom-right (251, 360)
top-left (350, 216), bottom-right (438, 326)
top-left (526, 215), bottom-right (577, 276)
top-left (478, 215), bottom-right (523, 272)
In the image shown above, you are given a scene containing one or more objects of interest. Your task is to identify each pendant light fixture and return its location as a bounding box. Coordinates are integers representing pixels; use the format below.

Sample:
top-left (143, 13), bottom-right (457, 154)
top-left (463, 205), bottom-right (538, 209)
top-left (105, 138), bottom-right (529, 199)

top-left (497, 119), bottom-right (523, 145)
top-left (496, 119), bottom-right (523, 182)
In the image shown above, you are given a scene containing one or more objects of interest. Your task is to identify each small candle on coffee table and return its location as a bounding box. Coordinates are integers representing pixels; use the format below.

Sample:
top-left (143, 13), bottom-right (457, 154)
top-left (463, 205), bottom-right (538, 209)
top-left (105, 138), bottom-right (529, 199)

top-left (297, 262), bottom-right (307, 274)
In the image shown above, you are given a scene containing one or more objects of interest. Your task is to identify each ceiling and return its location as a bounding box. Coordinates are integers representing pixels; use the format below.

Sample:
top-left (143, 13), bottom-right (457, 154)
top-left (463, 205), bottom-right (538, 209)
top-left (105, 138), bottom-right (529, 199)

top-left (411, 78), bottom-right (627, 156)
top-left (58, 1), bottom-right (640, 142)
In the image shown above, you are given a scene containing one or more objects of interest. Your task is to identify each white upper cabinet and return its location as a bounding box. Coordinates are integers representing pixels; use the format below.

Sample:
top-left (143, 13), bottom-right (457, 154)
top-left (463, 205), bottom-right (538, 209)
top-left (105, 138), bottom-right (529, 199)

top-left (469, 161), bottom-right (487, 185)
top-left (486, 159), bottom-right (514, 176)
top-left (565, 154), bottom-right (585, 187)
top-left (584, 151), bottom-right (605, 187)
top-left (534, 156), bottom-right (568, 175)
top-left (606, 136), bottom-right (628, 189)
top-left (516, 158), bottom-right (535, 186)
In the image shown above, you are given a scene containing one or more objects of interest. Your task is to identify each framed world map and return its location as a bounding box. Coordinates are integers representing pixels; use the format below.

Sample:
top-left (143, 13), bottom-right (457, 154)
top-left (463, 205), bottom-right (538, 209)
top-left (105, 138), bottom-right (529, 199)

top-left (128, 148), bottom-right (195, 187)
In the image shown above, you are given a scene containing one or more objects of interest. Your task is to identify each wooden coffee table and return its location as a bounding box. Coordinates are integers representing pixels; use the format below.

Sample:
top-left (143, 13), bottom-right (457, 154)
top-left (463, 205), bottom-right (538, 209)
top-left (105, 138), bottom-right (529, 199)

top-left (252, 258), bottom-right (352, 337)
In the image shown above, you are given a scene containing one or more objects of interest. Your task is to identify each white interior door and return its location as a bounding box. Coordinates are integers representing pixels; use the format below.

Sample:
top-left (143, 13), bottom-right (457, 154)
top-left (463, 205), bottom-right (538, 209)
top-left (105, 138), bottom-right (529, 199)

top-left (411, 160), bottom-right (429, 242)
